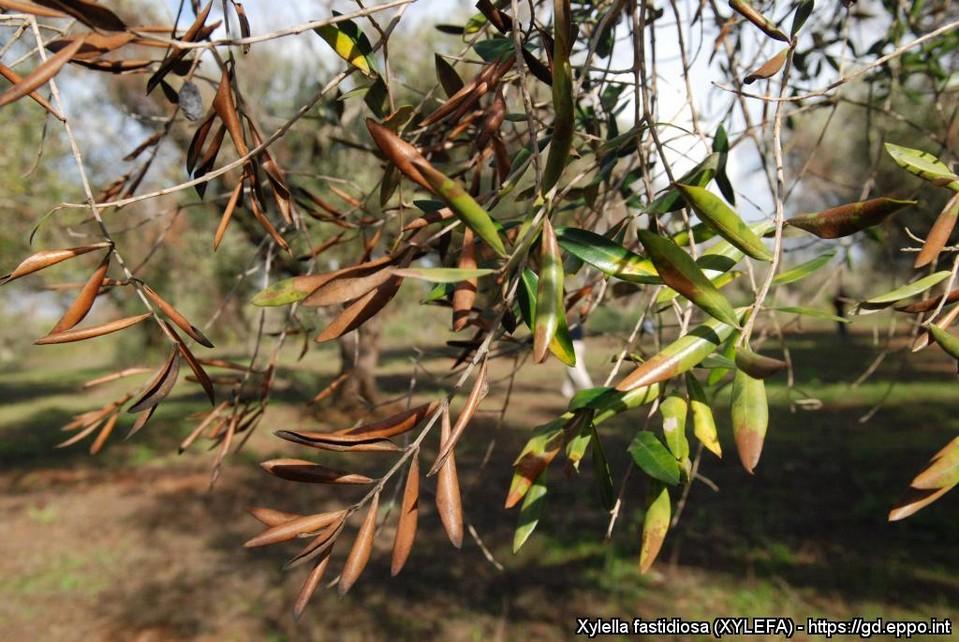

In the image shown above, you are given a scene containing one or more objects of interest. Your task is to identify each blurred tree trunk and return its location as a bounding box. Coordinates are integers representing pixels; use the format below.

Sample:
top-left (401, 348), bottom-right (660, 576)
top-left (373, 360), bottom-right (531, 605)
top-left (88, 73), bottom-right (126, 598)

top-left (335, 317), bottom-right (382, 407)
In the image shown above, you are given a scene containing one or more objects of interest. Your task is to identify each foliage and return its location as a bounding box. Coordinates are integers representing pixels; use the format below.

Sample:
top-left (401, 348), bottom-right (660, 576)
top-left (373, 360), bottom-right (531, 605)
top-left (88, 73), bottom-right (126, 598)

top-left (0, 0), bottom-right (957, 617)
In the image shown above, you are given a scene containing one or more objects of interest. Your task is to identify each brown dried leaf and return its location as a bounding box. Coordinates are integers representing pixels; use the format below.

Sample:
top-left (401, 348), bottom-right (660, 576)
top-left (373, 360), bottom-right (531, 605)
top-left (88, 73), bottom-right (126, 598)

top-left (162, 321), bottom-right (215, 405)
top-left (249, 507), bottom-right (302, 527)
top-left (89, 411), bottom-right (119, 455)
top-left (0, 0), bottom-right (65, 17)
top-left (888, 486), bottom-right (952, 521)
top-left (0, 62), bottom-right (63, 119)
top-left (245, 510), bottom-right (348, 548)
top-left (82, 367), bottom-right (151, 388)
top-left (212, 66), bottom-right (249, 156)
top-left (71, 58), bottom-right (158, 73)
top-left (186, 112), bottom-right (216, 176)
top-left (124, 404), bottom-right (156, 440)
top-left (293, 547), bottom-right (332, 619)
top-left (249, 190), bottom-right (290, 254)
top-left (429, 359), bottom-right (488, 475)
top-left (56, 417), bottom-right (104, 448)
top-left (260, 458), bottom-right (373, 485)
top-left (476, 88), bottom-right (507, 149)
top-left (915, 192), bottom-right (959, 269)
top-left (391, 453), bottom-right (419, 576)
top-left (284, 518), bottom-right (345, 569)
top-left (436, 404), bottom-right (464, 548)
top-left (46, 32), bottom-right (134, 59)
top-left (913, 304), bottom-right (959, 351)
top-left (896, 287), bottom-right (959, 314)
top-left (0, 37), bottom-right (83, 110)
top-left (48, 253), bottom-right (109, 335)
top-left (338, 401), bottom-right (439, 440)
top-left (452, 228), bottom-right (477, 331)
top-left (213, 181), bottom-right (243, 250)
top-left (274, 431), bottom-right (401, 453)
top-left (34, 312), bottom-right (152, 345)
top-left (403, 207), bottom-right (455, 232)
top-left (366, 118), bottom-right (431, 190)
top-left (338, 492), bottom-right (379, 594)
top-left (309, 372), bottom-right (349, 404)
top-left (33, 0), bottom-right (126, 30)
top-left (235, 3), bottom-right (251, 54)
top-left (142, 284), bottom-right (213, 347)
top-left (147, 0), bottom-right (212, 93)
top-left (421, 58), bottom-right (513, 127)
top-left (1, 242), bottom-right (110, 285)
top-left (743, 47), bottom-right (788, 84)
top-left (314, 274), bottom-right (403, 343)
top-left (128, 349), bottom-right (180, 414)
top-left (179, 401), bottom-right (228, 453)
top-left (302, 266), bottom-right (397, 307)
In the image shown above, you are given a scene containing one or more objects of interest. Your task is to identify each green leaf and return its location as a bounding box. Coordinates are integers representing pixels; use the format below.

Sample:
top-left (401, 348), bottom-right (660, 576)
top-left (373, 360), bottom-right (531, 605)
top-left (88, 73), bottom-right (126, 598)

top-left (699, 353), bottom-right (738, 370)
top-left (911, 436), bottom-right (959, 490)
top-left (676, 185), bottom-right (772, 261)
top-left (564, 411), bottom-right (593, 469)
top-left (506, 418), bottom-right (565, 508)
top-left (638, 230), bottom-right (741, 327)
top-left (519, 267), bottom-right (576, 366)
top-left (656, 268), bottom-right (740, 306)
top-left (590, 426), bottom-right (615, 510)
top-left (464, 12), bottom-right (487, 34)
top-left (433, 54), bottom-right (463, 97)
top-left (392, 267), bottom-right (496, 283)
top-left (660, 394), bottom-right (689, 463)
top-left (542, 0), bottom-right (574, 192)
top-left (314, 13), bottom-right (376, 77)
top-left (734, 347), bottom-right (787, 379)
top-left (534, 220), bottom-right (567, 363)
top-left (647, 153), bottom-right (719, 215)
top-left (773, 251), bottom-right (836, 285)
top-left (791, 0), bottom-right (814, 36)
top-left (550, 314), bottom-right (577, 367)
top-left (686, 373), bottom-right (721, 457)
top-left (568, 386), bottom-right (615, 411)
top-left (555, 227), bottom-right (659, 283)
top-left (639, 482), bottom-right (670, 573)
top-left (731, 370), bottom-right (768, 474)
top-left (885, 143), bottom-right (959, 191)
top-left (707, 336), bottom-right (739, 386)
top-left (860, 271), bottom-right (951, 311)
top-left (513, 470), bottom-right (547, 553)
top-left (928, 325), bottom-right (959, 361)
top-left (628, 431), bottom-right (681, 485)
top-left (474, 37), bottom-right (513, 62)
top-left (617, 316), bottom-right (738, 391)
top-left (670, 222), bottom-right (719, 248)
top-left (590, 384), bottom-right (661, 425)
top-left (713, 124), bottom-right (735, 205)
top-left (362, 76), bottom-right (389, 118)
top-left (772, 306), bottom-right (849, 323)
top-left (252, 275), bottom-right (325, 307)
top-left (655, 226), bottom-right (761, 304)
top-left (422, 282), bottom-right (453, 304)
top-left (412, 160), bottom-right (507, 257)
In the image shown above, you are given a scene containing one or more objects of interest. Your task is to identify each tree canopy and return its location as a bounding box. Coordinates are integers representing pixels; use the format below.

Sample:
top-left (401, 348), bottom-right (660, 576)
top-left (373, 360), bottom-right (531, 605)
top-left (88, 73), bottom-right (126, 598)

top-left (1, 0), bottom-right (957, 617)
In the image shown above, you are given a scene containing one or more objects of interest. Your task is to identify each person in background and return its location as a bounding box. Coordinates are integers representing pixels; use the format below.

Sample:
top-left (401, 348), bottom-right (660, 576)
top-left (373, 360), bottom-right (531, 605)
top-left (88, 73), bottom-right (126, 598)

top-left (561, 310), bottom-right (595, 399)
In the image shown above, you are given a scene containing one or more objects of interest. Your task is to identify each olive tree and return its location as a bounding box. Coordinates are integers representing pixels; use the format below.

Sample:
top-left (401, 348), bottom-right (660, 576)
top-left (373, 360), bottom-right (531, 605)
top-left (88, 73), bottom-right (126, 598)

top-left (0, 0), bottom-right (957, 616)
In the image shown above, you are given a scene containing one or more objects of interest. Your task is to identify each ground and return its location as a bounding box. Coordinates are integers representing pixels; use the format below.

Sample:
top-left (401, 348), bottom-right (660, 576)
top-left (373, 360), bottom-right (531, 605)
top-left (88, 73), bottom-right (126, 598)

top-left (1, 317), bottom-right (957, 641)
